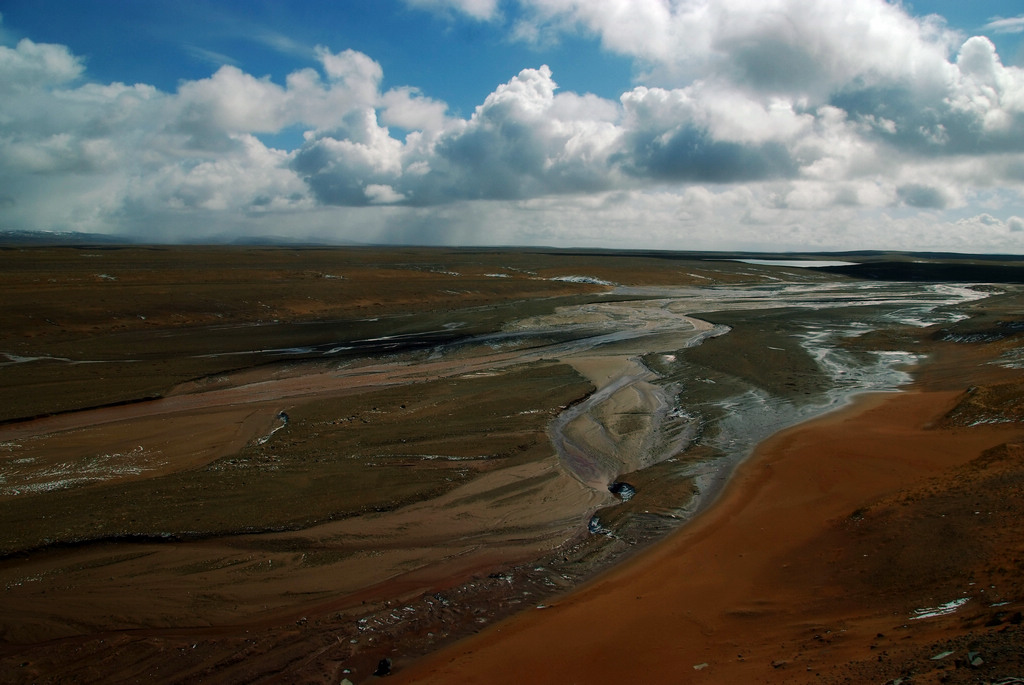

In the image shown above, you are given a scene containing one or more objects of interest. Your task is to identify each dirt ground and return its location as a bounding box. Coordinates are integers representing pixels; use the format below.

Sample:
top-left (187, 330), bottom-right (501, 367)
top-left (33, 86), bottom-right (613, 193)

top-left (1, 246), bottom-right (1024, 684)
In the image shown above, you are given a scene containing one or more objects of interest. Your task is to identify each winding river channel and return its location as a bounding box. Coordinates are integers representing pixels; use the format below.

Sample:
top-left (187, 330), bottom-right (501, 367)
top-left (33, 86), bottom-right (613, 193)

top-left (1, 279), bottom-right (990, 512)
top-left (512, 281), bottom-right (987, 508)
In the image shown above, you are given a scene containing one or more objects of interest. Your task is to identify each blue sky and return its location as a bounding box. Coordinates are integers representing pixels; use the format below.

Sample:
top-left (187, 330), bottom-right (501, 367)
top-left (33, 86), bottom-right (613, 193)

top-left (0, 1), bottom-right (639, 117)
top-left (3, 0), bottom-right (1024, 252)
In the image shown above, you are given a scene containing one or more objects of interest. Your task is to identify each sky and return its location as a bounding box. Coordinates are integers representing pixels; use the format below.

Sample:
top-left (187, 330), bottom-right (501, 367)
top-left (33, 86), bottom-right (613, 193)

top-left (3, 1), bottom-right (1024, 253)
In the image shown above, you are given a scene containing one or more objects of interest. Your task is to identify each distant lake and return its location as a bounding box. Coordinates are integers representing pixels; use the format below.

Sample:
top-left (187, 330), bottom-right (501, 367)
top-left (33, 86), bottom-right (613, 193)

top-left (735, 259), bottom-right (857, 268)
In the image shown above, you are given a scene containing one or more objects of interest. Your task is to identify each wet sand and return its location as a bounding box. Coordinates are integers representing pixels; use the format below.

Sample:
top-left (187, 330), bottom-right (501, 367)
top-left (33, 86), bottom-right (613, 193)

top-left (397, 343), bottom-right (1024, 684)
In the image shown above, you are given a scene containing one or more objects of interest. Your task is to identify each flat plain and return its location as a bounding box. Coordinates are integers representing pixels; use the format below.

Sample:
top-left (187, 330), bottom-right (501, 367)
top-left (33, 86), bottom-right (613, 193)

top-left (1, 245), bottom-right (1024, 683)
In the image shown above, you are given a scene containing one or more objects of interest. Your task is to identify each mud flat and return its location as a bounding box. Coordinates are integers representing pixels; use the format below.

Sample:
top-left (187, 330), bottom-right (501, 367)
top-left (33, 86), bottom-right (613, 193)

top-left (1, 246), bottom-right (1024, 683)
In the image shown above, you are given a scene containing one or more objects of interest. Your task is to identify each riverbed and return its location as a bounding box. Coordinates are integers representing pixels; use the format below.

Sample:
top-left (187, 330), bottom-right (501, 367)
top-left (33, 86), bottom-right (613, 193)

top-left (0, 258), bottom-right (1002, 682)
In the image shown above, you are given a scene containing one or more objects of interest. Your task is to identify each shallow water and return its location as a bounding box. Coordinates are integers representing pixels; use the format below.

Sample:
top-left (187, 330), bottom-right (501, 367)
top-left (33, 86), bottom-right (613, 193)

top-left (735, 258), bottom-right (858, 268)
top-left (518, 280), bottom-right (992, 518)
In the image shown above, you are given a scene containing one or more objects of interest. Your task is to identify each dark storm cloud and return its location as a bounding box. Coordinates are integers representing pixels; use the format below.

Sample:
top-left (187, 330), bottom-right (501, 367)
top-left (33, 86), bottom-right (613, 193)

top-left (430, 117), bottom-right (550, 200)
top-left (415, 116), bottom-right (616, 203)
top-left (828, 37), bottom-right (1024, 158)
top-left (716, 36), bottom-right (828, 96)
top-left (617, 124), bottom-right (798, 183)
top-left (833, 85), bottom-right (1024, 156)
top-left (897, 183), bottom-right (948, 209)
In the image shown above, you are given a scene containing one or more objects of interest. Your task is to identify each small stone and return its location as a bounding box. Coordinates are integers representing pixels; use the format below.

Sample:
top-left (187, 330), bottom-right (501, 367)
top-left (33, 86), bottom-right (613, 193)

top-left (693, 663), bottom-right (709, 670)
top-left (374, 657), bottom-right (392, 677)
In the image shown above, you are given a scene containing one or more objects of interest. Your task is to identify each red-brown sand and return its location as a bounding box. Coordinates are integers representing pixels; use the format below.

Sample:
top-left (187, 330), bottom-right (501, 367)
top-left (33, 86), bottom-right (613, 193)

top-left (396, 379), bottom-right (1024, 683)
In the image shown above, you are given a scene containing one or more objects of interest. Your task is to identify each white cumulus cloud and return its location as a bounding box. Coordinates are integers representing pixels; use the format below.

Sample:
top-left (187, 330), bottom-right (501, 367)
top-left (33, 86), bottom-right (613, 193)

top-left (0, 37), bottom-right (83, 92)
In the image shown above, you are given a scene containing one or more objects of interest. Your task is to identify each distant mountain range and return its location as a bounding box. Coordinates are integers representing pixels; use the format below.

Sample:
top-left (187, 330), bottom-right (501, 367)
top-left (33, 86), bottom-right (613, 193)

top-left (0, 230), bottom-right (360, 247)
top-left (0, 230), bottom-right (134, 246)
